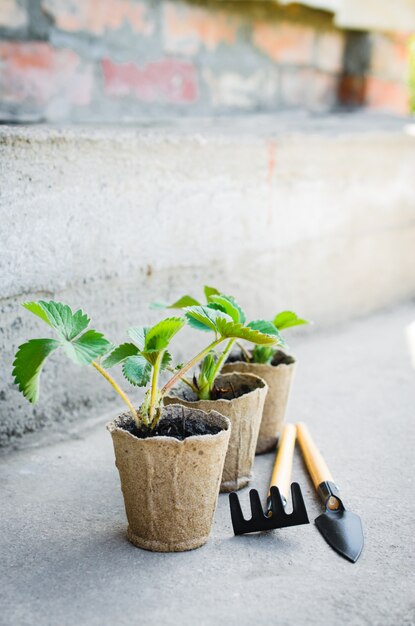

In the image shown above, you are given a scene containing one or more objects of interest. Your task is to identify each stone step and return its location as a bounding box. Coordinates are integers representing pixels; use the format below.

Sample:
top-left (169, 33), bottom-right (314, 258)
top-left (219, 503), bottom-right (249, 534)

top-left (1, 112), bottom-right (415, 446)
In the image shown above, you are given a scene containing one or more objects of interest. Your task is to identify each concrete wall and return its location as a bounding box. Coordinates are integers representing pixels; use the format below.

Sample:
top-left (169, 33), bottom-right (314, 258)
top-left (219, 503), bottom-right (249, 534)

top-left (0, 0), bottom-right (411, 121)
top-left (1, 116), bottom-right (415, 446)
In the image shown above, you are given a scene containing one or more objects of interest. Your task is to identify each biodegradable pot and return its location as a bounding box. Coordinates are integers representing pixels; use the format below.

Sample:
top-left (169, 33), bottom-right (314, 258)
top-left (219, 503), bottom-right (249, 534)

top-left (107, 405), bottom-right (231, 553)
top-left (164, 372), bottom-right (268, 492)
top-left (222, 350), bottom-right (296, 454)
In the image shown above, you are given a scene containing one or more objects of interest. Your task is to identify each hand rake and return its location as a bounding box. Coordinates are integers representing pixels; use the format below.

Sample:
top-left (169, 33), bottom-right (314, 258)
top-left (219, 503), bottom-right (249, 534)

top-left (229, 424), bottom-right (309, 534)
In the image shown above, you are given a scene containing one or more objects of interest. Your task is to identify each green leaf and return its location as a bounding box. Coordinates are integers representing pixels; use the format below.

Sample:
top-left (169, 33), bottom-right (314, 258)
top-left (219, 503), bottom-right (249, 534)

top-left (150, 295), bottom-right (200, 310)
top-left (144, 317), bottom-right (185, 352)
top-left (12, 338), bottom-right (60, 403)
top-left (273, 311), bottom-right (309, 331)
top-left (204, 286), bottom-right (220, 302)
top-left (38, 300), bottom-right (90, 341)
top-left (248, 320), bottom-right (286, 347)
top-left (128, 326), bottom-right (149, 351)
top-left (122, 355), bottom-right (152, 387)
top-left (184, 305), bottom-right (232, 332)
top-left (161, 351), bottom-right (172, 370)
top-left (102, 343), bottom-right (138, 368)
top-left (168, 295), bottom-right (200, 308)
top-left (196, 353), bottom-right (217, 397)
top-left (224, 295), bottom-right (246, 325)
top-left (149, 301), bottom-right (168, 310)
top-left (199, 353), bottom-right (217, 381)
top-left (208, 295), bottom-right (245, 324)
top-left (215, 319), bottom-right (277, 345)
top-left (63, 330), bottom-right (112, 365)
top-left (23, 301), bottom-right (90, 341)
top-left (22, 302), bottom-right (54, 328)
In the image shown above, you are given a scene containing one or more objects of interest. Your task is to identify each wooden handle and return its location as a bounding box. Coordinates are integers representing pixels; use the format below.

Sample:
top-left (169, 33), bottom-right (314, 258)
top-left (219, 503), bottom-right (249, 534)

top-left (296, 422), bottom-right (334, 489)
top-left (268, 424), bottom-right (296, 500)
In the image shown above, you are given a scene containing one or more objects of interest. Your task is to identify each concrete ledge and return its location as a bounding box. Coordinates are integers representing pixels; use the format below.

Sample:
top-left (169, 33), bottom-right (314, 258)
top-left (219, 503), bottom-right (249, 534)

top-left (1, 113), bottom-right (415, 445)
top-left (1, 304), bottom-right (414, 625)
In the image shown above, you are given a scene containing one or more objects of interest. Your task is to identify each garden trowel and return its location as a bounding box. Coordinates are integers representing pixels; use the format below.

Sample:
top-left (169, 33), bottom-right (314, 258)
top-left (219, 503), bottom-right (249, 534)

top-left (296, 422), bottom-right (364, 563)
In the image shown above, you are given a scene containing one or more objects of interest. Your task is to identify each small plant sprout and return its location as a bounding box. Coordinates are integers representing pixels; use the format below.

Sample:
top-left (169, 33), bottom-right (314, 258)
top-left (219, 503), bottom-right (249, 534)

top-left (152, 287), bottom-right (309, 367)
top-left (248, 311), bottom-right (309, 364)
top-left (106, 299), bottom-right (278, 410)
top-left (151, 292), bottom-right (285, 400)
top-left (151, 284), bottom-right (220, 310)
top-left (13, 299), bottom-right (278, 431)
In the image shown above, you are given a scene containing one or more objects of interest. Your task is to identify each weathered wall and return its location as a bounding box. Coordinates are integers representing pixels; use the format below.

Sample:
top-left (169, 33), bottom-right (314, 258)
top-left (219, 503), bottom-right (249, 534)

top-left (0, 0), bottom-right (410, 121)
top-left (1, 117), bottom-right (415, 446)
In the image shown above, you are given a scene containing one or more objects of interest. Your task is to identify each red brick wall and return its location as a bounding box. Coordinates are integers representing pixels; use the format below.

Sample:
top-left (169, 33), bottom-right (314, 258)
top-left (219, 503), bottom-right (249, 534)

top-left (0, 0), bottom-right (410, 122)
top-left (339, 31), bottom-right (411, 114)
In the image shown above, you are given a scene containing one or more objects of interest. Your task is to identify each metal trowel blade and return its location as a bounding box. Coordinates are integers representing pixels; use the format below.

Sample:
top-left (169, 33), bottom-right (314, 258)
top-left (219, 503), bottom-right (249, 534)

top-left (315, 509), bottom-right (364, 563)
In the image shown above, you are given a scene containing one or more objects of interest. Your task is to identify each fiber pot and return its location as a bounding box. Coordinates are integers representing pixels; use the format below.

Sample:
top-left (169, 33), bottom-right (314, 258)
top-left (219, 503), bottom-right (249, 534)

top-left (107, 404), bottom-right (231, 552)
top-left (222, 350), bottom-right (296, 454)
top-left (164, 372), bottom-right (268, 492)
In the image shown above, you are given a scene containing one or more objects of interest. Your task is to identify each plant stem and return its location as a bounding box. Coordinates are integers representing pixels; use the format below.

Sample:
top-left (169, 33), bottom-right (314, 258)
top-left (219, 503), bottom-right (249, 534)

top-left (160, 338), bottom-right (224, 397)
top-left (236, 340), bottom-right (251, 362)
top-left (148, 352), bottom-right (163, 424)
top-left (92, 360), bottom-right (138, 424)
top-left (210, 338), bottom-right (235, 384)
top-left (178, 375), bottom-right (199, 394)
top-left (165, 367), bottom-right (198, 393)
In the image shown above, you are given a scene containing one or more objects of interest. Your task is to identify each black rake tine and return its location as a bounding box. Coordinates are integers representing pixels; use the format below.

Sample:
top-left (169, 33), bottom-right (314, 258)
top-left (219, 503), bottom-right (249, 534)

top-left (229, 492), bottom-right (246, 534)
top-left (249, 489), bottom-right (266, 521)
top-left (269, 486), bottom-right (286, 518)
top-left (229, 483), bottom-right (310, 535)
top-left (290, 483), bottom-right (310, 524)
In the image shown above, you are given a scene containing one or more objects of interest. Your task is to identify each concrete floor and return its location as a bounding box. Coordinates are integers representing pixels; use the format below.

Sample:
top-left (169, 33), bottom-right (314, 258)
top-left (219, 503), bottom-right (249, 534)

top-left (1, 303), bottom-right (414, 626)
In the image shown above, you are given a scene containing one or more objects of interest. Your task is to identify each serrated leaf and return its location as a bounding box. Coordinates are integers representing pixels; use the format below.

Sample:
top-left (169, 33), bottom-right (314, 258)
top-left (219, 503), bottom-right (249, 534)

top-left (12, 338), bottom-right (60, 403)
top-left (208, 295), bottom-right (245, 324)
top-left (204, 286), bottom-right (220, 302)
top-left (248, 320), bottom-right (286, 347)
top-left (150, 295), bottom-right (200, 310)
top-left (122, 355), bottom-right (151, 387)
top-left (128, 326), bottom-right (149, 351)
top-left (215, 319), bottom-right (277, 345)
top-left (64, 330), bottom-right (112, 365)
top-left (102, 343), bottom-right (138, 368)
top-left (39, 300), bottom-right (90, 340)
top-left (273, 311), bottom-right (309, 331)
top-left (161, 351), bottom-right (172, 370)
top-left (23, 301), bottom-right (90, 341)
top-left (149, 301), bottom-right (168, 310)
top-left (168, 295), bottom-right (200, 308)
top-left (184, 305), bottom-right (232, 332)
top-left (144, 317), bottom-right (185, 352)
top-left (224, 295), bottom-right (246, 325)
top-left (22, 302), bottom-right (54, 328)
top-left (200, 353), bottom-right (217, 380)
top-left (248, 319), bottom-right (279, 335)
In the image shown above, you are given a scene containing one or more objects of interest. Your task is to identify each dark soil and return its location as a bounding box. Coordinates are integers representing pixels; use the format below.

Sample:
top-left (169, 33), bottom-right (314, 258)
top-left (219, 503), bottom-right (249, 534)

top-left (226, 350), bottom-right (250, 363)
top-left (119, 415), bottom-right (221, 441)
top-left (226, 349), bottom-right (295, 367)
top-left (209, 382), bottom-right (253, 401)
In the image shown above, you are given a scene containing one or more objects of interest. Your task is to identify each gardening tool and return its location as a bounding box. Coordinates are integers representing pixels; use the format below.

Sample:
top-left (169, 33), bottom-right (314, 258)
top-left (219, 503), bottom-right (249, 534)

top-left (296, 422), bottom-right (364, 563)
top-left (229, 424), bottom-right (309, 534)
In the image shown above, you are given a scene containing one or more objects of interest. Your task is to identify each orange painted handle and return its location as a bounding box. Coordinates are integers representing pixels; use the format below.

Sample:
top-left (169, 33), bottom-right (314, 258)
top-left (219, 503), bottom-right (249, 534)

top-left (296, 422), bottom-right (334, 489)
top-left (268, 424), bottom-right (296, 500)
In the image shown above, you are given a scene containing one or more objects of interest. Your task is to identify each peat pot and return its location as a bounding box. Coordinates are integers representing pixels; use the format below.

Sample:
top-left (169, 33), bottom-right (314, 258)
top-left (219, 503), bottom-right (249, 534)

top-left (222, 350), bottom-right (296, 454)
top-left (108, 404), bottom-right (231, 552)
top-left (165, 372), bottom-right (268, 492)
